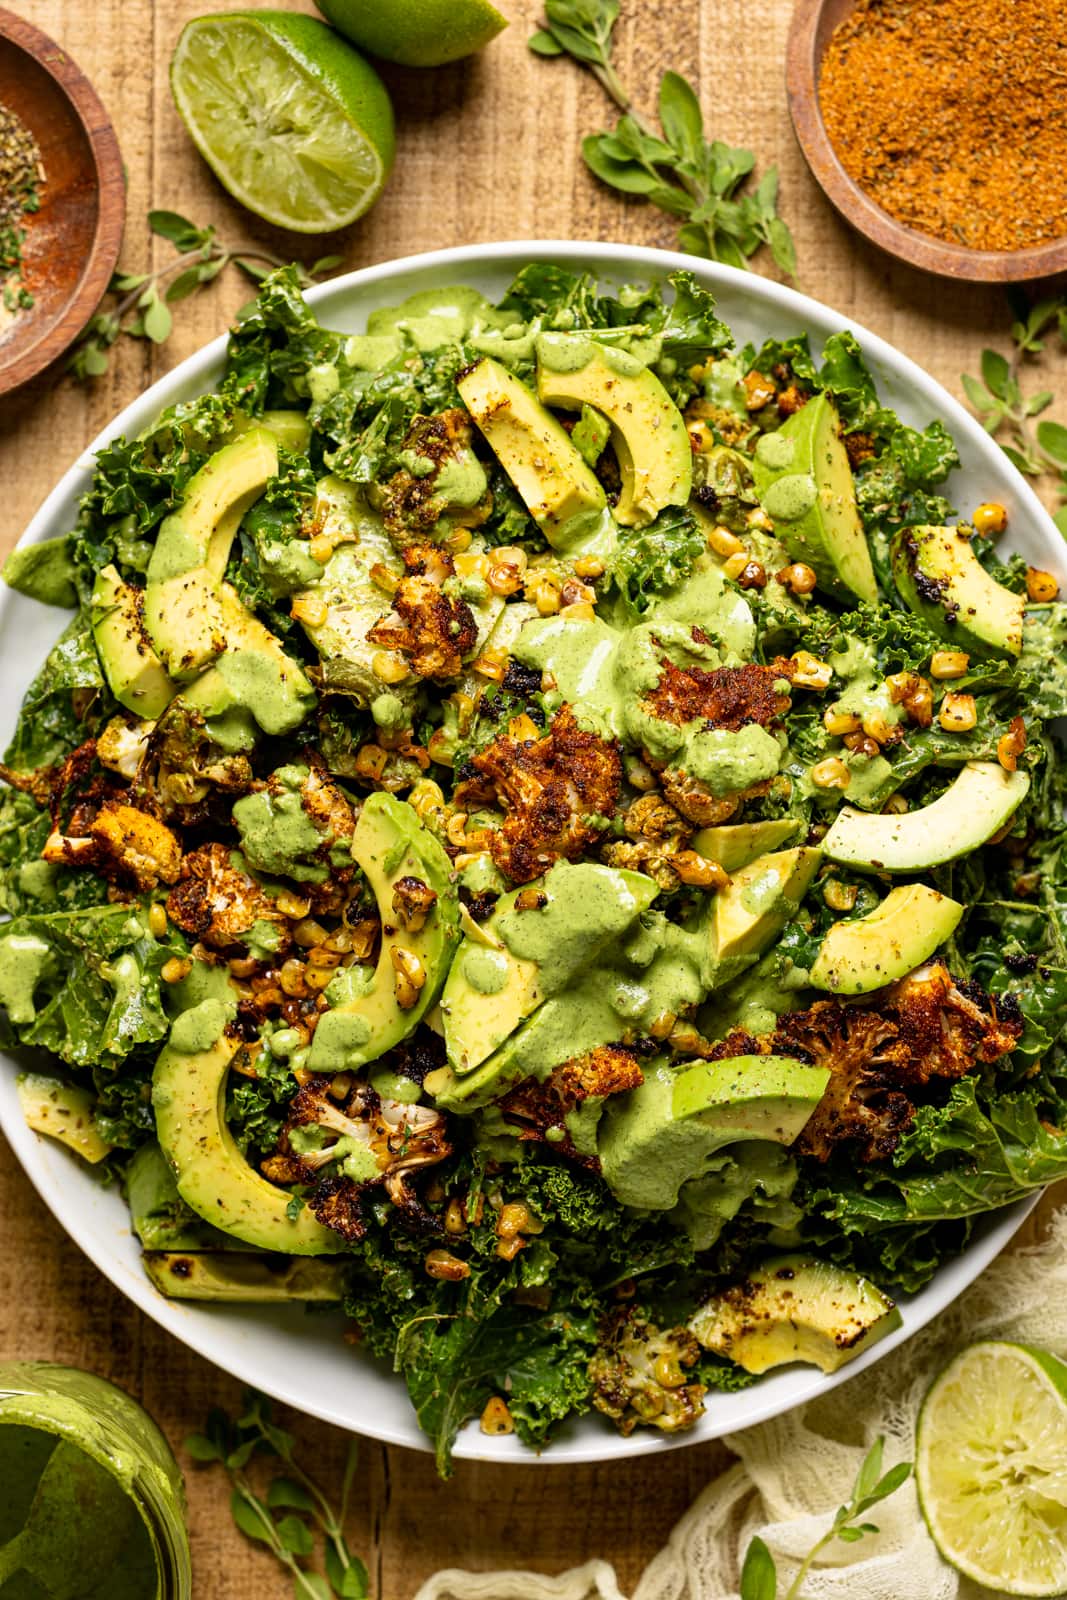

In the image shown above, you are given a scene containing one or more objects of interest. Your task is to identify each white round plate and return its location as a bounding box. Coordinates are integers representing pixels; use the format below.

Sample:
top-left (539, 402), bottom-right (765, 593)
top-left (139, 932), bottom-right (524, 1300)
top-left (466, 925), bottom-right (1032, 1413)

top-left (0, 243), bottom-right (1054, 1463)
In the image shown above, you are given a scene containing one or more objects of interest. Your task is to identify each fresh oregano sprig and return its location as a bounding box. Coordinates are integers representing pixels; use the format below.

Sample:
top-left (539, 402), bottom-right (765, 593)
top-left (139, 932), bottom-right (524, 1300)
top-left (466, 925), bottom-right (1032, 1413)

top-left (186, 1390), bottom-right (369, 1600)
top-left (529, 0), bottom-right (796, 278)
top-left (961, 294), bottom-right (1067, 535)
top-left (68, 211), bottom-right (341, 380)
top-left (739, 1437), bottom-right (912, 1600)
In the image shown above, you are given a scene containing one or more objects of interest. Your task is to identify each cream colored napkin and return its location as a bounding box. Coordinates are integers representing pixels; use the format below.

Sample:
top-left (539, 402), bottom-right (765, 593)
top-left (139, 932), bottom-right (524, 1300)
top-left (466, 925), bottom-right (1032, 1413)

top-left (414, 1207), bottom-right (1067, 1600)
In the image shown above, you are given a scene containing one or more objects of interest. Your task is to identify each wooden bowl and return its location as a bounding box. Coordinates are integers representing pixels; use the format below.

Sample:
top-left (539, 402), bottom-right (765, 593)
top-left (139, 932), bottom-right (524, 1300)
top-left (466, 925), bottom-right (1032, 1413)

top-left (787, 0), bottom-right (1067, 282)
top-left (0, 8), bottom-right (125, 396)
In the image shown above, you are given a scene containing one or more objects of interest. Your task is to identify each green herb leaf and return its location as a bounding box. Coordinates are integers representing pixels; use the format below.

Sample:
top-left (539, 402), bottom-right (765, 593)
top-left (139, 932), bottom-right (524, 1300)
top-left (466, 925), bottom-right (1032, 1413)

top-left (1038, 420), bottom-right (1067, 467)
top-left (739, 1535), bottom-right (777, 1600)
top-left (268, 1477), bottom-right (316, 1512)
top-left (276, 1515), bottom-right (316, 1556)
top-left (981, 348), bottom-right (1011, 399)
top-left (231, 1488), bottom-right (273, 1544)
top-left (528, 27), bottom-right (565, 54)
top-left (184, 1433), bottom-right (220, 1462)
top-left (658, 70), bottom-right (703, 165)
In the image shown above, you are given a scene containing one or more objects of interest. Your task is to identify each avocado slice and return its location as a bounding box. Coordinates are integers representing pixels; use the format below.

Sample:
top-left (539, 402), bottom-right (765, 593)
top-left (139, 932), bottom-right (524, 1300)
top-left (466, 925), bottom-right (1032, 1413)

top-left (144, 1251), bottom-right (345, 1302)
top-left (180, 583), bottom-right (316, 739)
top-left (228, 408), bottom-right (312, 456)
top-left (16, 1072), bottom-right (111, 1165)
top-left (689, 1253), bottom-right (902, 1374)
top-left (751, 393), bottom-right (877, 603)
top-left (90, 566), bottom-right (177, 721)
top-left (712, 848), bottom-right (821, 967)
top-left (810, 884), bottom-right (964, 995)
top-left (127, 1140), bottom-right (250, 1252)
top-left (307, 793), bottom-right (460, 1074)
top-left (144, 427), bottom-right (279, 678)
top-left (457, 356), bottom-right (608, 545)
top-left (822, 761), bottom-right (1029, 873)
top-left (535, 334), bottom-right (692, 527)
top-left (891, 523), bottom-right (1025, 657)
top-left (693, 819), bottom-right (801, 873)
top-left (153, 1029), bottom-right (338, 1255)
top-left (598, 1055), bottom-right (829, 1210)
top-left (439, 861), bottom-right (660, 1075)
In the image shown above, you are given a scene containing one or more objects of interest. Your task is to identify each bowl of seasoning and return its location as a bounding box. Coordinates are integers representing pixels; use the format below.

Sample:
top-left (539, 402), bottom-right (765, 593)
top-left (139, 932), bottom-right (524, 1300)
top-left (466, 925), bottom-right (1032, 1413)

top-left (787, 0), bottom-right (1067, 281)
top-left (0, 6), bottom-right (125, 397)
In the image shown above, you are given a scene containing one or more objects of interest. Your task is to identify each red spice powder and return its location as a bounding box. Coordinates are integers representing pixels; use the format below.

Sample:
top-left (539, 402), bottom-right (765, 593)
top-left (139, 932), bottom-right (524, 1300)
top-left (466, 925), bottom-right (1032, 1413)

top-left (819, 0), bottom-right (1067, 251)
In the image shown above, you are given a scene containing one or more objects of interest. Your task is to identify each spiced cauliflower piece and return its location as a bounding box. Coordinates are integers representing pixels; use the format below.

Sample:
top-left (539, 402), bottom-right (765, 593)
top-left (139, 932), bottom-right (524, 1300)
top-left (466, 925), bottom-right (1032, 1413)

top-left (499, 1045), bottom-right (644, 1166)
top-left (367, 543), bottom-right (478, 681)
top-left (374, 409), bottom-right (492, 543)
top-left (43, 799), bottom-right (181, 892)
top-left (455, 704), bottom-right (623, 883)
top-left (590, 1310), bottom-right (706, 1436)
top-left (166, 842), bottom-right (287, 950)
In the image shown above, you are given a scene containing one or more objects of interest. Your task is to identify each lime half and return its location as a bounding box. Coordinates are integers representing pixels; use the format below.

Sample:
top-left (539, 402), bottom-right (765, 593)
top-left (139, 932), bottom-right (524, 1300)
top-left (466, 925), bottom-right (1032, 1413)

top-left (314, 0), bottom-right (507, 68)
top-left (171, 13), bottom-right (395, 233)
top-left (916, 1341), bottom-right (1067, 1596)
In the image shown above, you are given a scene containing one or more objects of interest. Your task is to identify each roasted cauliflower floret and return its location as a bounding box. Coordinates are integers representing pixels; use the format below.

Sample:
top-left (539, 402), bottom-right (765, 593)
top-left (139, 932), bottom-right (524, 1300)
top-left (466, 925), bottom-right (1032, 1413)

top-left (44, 799), bottom-right (181, 892)
top-left (166, 842), bottom-right (287, 950)
top-left (367, 543), bottom-right (478, 681)
top-left (268, 1077), bottom-right (452, 1242)
top-left (374, 409), bottom-right (492, 543)
top-left (500, 1046), bottom-right (644, 1167)
top-left (601, 793), bottom-right (694, 890)
top-left (590, 1310), bottom-right (706, 1436)
top-left (96, 717), bottom-right (153, 781)
top-left (455, 704), bottom-right (623, 883)
top-left (643, 660), bottom-right (789, 732)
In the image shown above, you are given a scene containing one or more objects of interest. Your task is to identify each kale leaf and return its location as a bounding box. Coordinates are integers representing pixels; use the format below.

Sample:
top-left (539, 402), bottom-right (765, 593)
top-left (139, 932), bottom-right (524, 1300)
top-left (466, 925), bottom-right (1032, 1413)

top-left (612, 506), bottom-right (705, 617)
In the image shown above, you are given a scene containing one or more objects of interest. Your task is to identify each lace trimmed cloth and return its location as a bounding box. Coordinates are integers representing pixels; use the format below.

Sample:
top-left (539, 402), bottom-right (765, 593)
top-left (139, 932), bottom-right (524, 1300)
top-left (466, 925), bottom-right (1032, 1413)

top-left (415, 1203), bottom-right (1067, 1600)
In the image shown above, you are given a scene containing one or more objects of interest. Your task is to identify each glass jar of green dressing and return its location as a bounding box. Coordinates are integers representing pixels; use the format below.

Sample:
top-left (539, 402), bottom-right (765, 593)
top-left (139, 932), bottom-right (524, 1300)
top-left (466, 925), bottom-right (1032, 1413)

top-left (0, 1362), bottom-right (192, 1598)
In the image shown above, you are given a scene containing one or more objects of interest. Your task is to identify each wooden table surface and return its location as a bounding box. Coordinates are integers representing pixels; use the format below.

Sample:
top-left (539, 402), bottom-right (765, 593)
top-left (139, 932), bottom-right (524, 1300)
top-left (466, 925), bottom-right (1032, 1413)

top-left (1, 1), bottom-right (1065, 1595)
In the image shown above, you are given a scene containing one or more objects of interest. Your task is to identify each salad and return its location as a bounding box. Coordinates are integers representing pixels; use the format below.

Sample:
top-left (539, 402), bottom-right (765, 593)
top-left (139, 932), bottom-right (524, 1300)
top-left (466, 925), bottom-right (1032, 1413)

top-left (2, 263), bottom-right (1067, 1473)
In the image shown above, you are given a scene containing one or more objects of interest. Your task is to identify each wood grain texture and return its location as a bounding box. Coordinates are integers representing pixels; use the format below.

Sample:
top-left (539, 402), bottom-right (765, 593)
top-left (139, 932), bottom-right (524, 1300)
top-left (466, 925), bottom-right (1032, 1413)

top-left (0, 2), bottom-right (1065, 1595)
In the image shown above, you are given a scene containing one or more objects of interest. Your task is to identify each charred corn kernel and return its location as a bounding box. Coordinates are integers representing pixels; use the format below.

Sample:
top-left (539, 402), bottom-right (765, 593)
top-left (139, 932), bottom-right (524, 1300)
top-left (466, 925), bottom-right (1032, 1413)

top-left (722, 551), bottom-right (750, 581)
top-left (824, 879), bottom-right (858, 912)
top-left (371, 650), bottom-right (409, 684)
top-left (688, 420), bottom-right (715, 452)
top-left (305, 966), bottom-right (334, 992)
top-left (673, 850), bottom-right (729, 889)
top-left (939, 691), bottom-right (977, 732)
top-left (790, 652), bottom-right (833, 691)
top-left (744, 370), bottom-right (777, 410)
top-left (495, 1236), bottom-right (525, 1261)
top-left (972, 501), bottom-right (1008, 536)
top-left (279, 959), bottom-right (308, 997)
top-left (446, 811), bottom-right (471, 847)
top-left (883, 794), bottom-right (909, 814)
top-left (329, 1072), bottom-right (353, 1101)
top-left (454, 551), bottom-right (490, 582)
top-left (654, 1355), bottom-right (687, 1389)
top-left (905, 682), bottom-right (934, 728)
top-left (228, 956), bottom-right (259, 979)
top-left (369, 561), bottom-right (399, 594)
top-left (507, 713), bottom-right (540, 742)
top-left (561, 600), bottom-right (597, 621)
top-left (1027, 566), bottom-right (1060, 602)
top-left (290, 593), bottom-right (327, 628)
top-left (161, 957), bottom-right (192, 984)
top-left (492, 545), bottom-right (528, 574)
top-left (626, 757), bottom-right (658, 791)
top-left (573, 555), bottom-right (605, 578)
top-left (811, 757), bottom-right (851, 790)
top-left (424, 1250), bottom-right (470, 1282)
top-left (309, 534), bottom-right (335, 565)
top-left (294, 918), bottom-right (329, 948)
top-left (745, 507), bottom-right (775, 533)
top-left (515, 887), bottom-right (547, 910)
top-left (308, 946), bottom-right (341, 968)
top-left (480, 1397), bottom-right (514, 1436)
top-left (472, 648), bottom-right (508, 682)
top-left (668, 1023), bottom-right (707, 1053)
top-left (391, 946), bottom-right (426, 1010)
top-left (706, 524), bottom-right (745, 558)
top-left (148, 903), bottom-right (168, 938)
top-left (487, 562), bottom-right (523, 596)
top-left (886, 671), bottom-right (921, 705)
top-left (276, 890), bottom-right (311, 919)
top-left (535, 582), bottom-right (562, 616)
top-left (444, 1198), bottom-right (467, 1236)
top-left (736, 560), bottom-right (767, 590)
top-left (446, 526), bottom-right (473, 552)
top-left (497, 1202), bottom-right (538, 1239)
top-left (930, 650), bottom-right (970, 679)
top-left (649, 1010), bottom-right (678, 1040)
top-left (775, 562), bottom-right (817, 595)
top-left (998, 714), bottom-right (1027, 772)
top-left (823, 708), bottom-right (862, 736)
top-left (252, 984), bottom-right (284, 1009)
top-left (844, 732), bottom-right (881, 758)
top-left (862, 711), bottom-right (898, 744)
top-left (354, 743), bottom-right (388, 781)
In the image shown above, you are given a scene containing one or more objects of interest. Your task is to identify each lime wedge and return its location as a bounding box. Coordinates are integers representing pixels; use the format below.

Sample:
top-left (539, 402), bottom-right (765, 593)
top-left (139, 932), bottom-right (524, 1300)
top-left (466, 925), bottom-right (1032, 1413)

top-left (916, 1341), bottom-right (1067, 1596)
top-left (314, 0), bottom-right (507, 67)
top-left (171, 12), bottom-right (395, 233)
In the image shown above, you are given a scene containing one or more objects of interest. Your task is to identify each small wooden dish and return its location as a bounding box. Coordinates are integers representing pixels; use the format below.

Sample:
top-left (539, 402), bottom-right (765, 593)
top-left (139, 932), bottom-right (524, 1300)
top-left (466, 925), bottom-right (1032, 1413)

top-left (0, 7), bottom-right (125, 396)
top-left (787, 0), bottom-right (1067, 282)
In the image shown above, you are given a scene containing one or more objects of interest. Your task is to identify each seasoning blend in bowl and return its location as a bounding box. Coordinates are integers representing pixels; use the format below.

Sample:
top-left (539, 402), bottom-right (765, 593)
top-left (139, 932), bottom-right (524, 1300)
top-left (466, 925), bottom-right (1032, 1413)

top-left (787, 0), bottom-right (1067, 280)
top-left (0, 101), bottom-right (43, 325)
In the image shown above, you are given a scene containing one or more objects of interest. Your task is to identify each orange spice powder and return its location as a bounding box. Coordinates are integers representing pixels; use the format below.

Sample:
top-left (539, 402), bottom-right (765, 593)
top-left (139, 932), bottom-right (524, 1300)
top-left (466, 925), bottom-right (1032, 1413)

top-left (818, 0), bottom-right (1067, 251)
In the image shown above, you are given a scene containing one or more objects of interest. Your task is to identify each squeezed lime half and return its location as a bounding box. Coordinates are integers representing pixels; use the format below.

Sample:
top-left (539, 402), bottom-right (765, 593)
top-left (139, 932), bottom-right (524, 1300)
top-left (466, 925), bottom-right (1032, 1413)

top-left (916, 1340), bottom-right (1067, 1596)
top-left (171, 12), bottom-right (395, 233)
